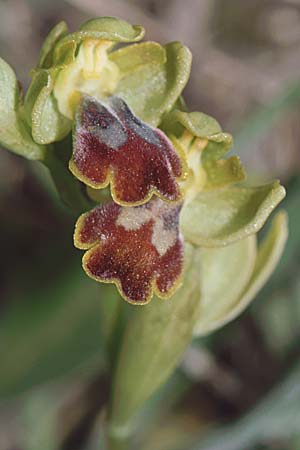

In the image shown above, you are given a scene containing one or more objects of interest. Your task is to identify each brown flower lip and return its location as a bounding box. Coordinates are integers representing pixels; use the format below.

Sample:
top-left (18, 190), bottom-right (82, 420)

top-left (70, 95), bottom-right (187, 207)
top-left (74, 198), bottom-right (184, 304)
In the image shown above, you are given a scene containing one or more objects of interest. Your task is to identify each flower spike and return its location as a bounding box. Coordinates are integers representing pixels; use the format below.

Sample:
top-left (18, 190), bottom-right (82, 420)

top-left (70, 95), bottom-right (186, 206)
top-left (74, 198), bottom-right (184, 304)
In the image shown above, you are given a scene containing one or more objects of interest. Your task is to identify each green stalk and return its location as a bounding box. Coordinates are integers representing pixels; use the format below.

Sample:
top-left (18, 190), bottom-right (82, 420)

top-left (106, 244), bottom-right (202, 450)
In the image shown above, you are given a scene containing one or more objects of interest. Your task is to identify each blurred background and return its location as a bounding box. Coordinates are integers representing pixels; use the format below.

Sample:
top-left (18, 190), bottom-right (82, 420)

top-left (1, 1), bottom-right (300, 449)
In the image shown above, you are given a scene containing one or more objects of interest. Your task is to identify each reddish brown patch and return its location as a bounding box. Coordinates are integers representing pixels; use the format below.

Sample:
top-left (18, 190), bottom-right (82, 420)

top-left (74, 198), bottom-right (184, 304)
top-left (70, 96), bottom-right (184, 206)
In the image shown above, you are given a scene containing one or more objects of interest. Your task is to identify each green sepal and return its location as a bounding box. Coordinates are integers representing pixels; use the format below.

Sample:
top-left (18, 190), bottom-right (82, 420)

top-left (79, 17), bottom-right (144, 41)
top-left (53, 17), bottom-right (145, 62)
top-left (38, 21), bottom-right (68, 69)
top-left (25, 69), bottom-right (71, 144)
top-left (24, 69), bottom-right (47, 123)
top-left (194, 211), bottom-right (288, 335)
top-left (51, 17), bottom-right (144, 68)
top-left (180, 181), bottom-right (286, 247)
top-left (108, 244), bottom-right (201, 436)
top-left (163, 42), bottom-right (192, 120)
top-left (111, 41), bottom-right (192, 126)
top-left (0, 57), bottom-right (44, 160)
top-left (110, 41), bottom-right (166, 73)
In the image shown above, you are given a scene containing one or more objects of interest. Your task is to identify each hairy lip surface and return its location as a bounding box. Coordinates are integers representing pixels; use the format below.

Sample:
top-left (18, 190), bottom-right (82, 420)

top-left (74, 198), bottom-right (184, 304)
top-left (70, 95), bottom-right (185, 206)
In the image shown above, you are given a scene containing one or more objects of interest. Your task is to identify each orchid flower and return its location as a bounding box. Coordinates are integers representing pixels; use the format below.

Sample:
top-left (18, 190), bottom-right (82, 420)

top-left (0, 17), bottom-right (286, 312)
top-left (0, 18), bottom-right (289, 445)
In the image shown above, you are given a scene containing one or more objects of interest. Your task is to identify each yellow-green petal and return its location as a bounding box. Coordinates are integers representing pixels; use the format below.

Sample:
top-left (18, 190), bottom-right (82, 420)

top-left (111, 41), bottom-right (192, 126)
top-left (0, 57), bottom-right (44, 160)
top-left (161, 109), bottom-right (222, 138)
top-left (193, 236), bottom-right (257, 336)
top-left (53, 40), bottom-right (120, 120)
top-left (194, 211), bottom-right (288, 335)
top-left (201, 134), bottom-right (246, 189)
top-left (52, 40), bottom-right (77, 68)
top-left (180, 181), bottom-right (286, 247)
top-left (163, 111), bottom-right (245, 189)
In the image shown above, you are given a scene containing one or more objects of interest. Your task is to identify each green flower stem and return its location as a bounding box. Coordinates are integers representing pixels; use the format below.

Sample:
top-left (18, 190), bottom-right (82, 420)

top-left (43, 136), bottom-right (92, 214)
top-left (106, 244), bottom-right (202, 449)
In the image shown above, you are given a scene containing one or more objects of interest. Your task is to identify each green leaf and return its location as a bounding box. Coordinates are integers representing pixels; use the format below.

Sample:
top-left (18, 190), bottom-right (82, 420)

top-left (193, 235), bottom-right (257, 336)
top-left (180, 181), bottom-right (286, 247)
top-left (38, 21), bottom-right (68, 69)
top-left (194, 211), bottom-right (288, 336)
top-left (25, 69), bottom-right (71, 144)
top-left (108, 244), bottom-right (201, 440)
top-left (111, 41), bottom-right (192, 126)
top-left (0, 57), bottom-right (44, 159)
